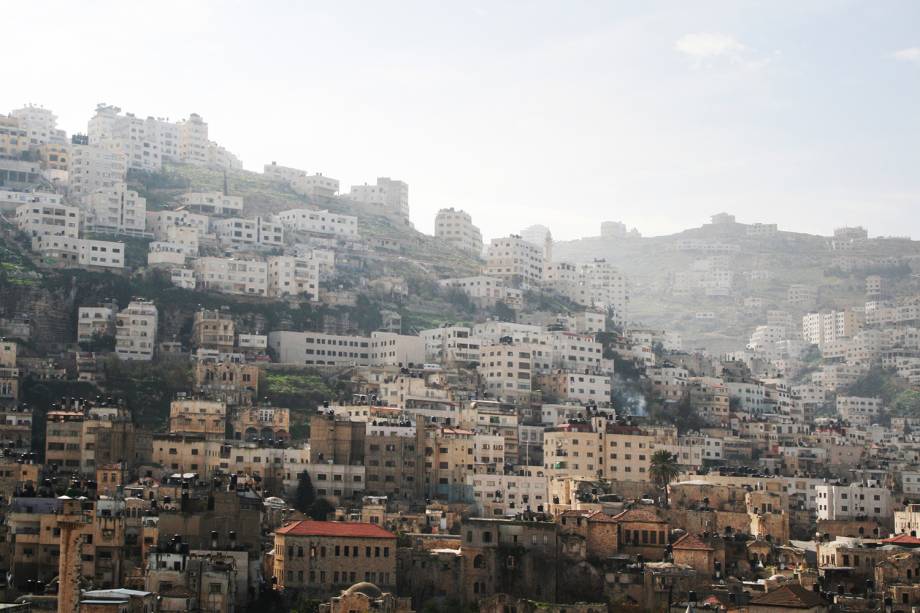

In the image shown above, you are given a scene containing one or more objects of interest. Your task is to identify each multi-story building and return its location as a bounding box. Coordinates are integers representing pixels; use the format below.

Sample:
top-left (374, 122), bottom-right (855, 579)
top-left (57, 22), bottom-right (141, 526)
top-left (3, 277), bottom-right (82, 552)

top-left (168, 398), bottom-right (227, 439)
top-left (179, 191), bottom-right (244, 217)
top-left (536, 370), bottom-right (611, 405)
top-left (0, 116), bottom-right (29, 159)
top-left (193, 360), bottom-right (260, 406)
top-left (478, 342), bottom-right (551, 399)
top-left (212, 216), bottom-right (284, 248)
top-left (115, 300), bottom-right (158, 361)
top-left (420, 326), bottom-right (482, 365)
top-left (15, 201), bottom-right (79, 238)
top-left (438, 276), bottom-right (523, 309)
top-left (573, 260), bottom-right (629, 325)
top-left (67, 141), bottom-right (127, 200)
top-left (83, 182), bottom-right (147, 234)
top-left (347, 177), bottom-right (409, 219)
top-left (0, 340), bottom-right (19, 406)
top-left (192, 309), bottom-right (236, 352)
top-left (275, 208), bottom-right (358, 239)
top-left (484, 236), bottom-right (544, 288)
top-left (267, 255), bottom-right (320, 299)
top-left (802, 309), bottom-right (863, 347)
top-left (269, 331), bottom-right (372, 367)
top-left (147, 209), bottom-right (211, 239)
top-left (368, 332), bottom-right (426, 368)
top-left (193, 257), bottom-right (268, 296)
top-left (543, 419), bottom-right (655, 482)
top-left (273, 521), bottom-right (397, 596)
top-left (434, 208), bottom-right (482, 255)
top-left (31, 235), bottom-right (125, 270)
top-left (836, 396), bottom-right (882, 427)
top-left (177, 113), bottom-right (209, 164)
top-left (77, 304), bottom-right (117, 343)
top-left (815, 482), bottom-right (892, 521)
top-left (10, 105), bottom-right (65, 145)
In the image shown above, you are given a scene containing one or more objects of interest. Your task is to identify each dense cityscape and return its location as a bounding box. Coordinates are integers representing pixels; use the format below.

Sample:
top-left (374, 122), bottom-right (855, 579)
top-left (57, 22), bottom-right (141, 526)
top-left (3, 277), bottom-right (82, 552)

top-left (1, 96), bottom-right (920, 613)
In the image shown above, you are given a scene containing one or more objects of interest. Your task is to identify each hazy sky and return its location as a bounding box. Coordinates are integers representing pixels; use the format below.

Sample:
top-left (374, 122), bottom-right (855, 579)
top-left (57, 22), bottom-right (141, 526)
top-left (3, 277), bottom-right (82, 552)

top-left (4, 1), bottom-right (919, 241)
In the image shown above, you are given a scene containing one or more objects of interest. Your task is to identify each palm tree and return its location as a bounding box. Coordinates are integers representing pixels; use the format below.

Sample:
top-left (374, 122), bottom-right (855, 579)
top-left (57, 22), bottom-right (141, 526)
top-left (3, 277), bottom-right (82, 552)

top-left (649, 450), bottom-right (680, 506)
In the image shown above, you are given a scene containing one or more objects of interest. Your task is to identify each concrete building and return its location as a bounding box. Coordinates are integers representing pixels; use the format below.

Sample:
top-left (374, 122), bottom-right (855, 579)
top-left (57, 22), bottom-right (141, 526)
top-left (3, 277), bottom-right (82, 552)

top-left (83, 182), bottom-right (147, 234)
top-left (347, 177), bottom-right (409, 219)
top-left (438, 276), bottom-right (523, 309)
top-left (15, 201), bottom-right (80, 238)
top-left (67, 141), bottom-right (127, 201)
top-left (177, 113), bottom-right (209, 164)
top-left (434, 208), bottom-right (483, 255)
top-left (275, 208), bottom-right (358, 239)
top-left (168, 398), bottom-right (227, 439)
top-left (192, 309), bottom-right (235, 352)
top-left (10, 105), bottom-right (65, 145)
top-left (31, 235), bottom-right (125, 269)
top-left (147, 209), bottom-right (211, 240)
top-left (193, 257), bottom-right (268, 296)
top-left (484, 236), bottom-right (544, 287)
top-left (212, 216), bottom-right (284, 249)
top-left (269, 331), bottom-right (371, 367)
top-left (420, 326), bottom-right (482, 365)
top-left (115, 300), bottom-right (158, 361)
top-left (815, 482), bottom-right (892, 521)
top-left (77, 305), bottom-right (117, 344)
top-left (267, 255), bottom-right (320, 299)
top-left (179, 191), bottom-right (244, 217)
top-left (478, 342), bottom-right (551, 399)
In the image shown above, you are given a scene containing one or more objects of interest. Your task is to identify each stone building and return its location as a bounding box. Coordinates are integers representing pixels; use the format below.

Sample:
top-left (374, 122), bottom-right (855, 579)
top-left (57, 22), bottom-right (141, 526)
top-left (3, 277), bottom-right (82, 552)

top-left (318, 582), bottom-right (413, 613)
top-left (273, 520), bottom-right (397, 597)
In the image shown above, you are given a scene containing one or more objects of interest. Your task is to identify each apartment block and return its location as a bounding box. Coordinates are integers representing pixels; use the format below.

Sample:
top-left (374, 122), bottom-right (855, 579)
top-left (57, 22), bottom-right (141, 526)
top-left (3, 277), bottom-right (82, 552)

top-left (484, 236), bottom-right (544, 288)
top-left (213, 216), bottom-right (284, 248)
top-left (435, 208), bottom-right (483, 255)
top-left (275, 208), bottom-right (358, 239)
top-left (77, 305), bottom-right (117, 343)
top-left (179, 191), bottom-right (244, 217)
top-left (115, 300), bottom-right (158, 361)
top-left (193, 257), bottom-right (268, 296)
top-left (68, 141), bottom-right (127, 200)
top-left (31, 235), bottom-right (125, 269)
top-left (347, 177), bottom-right (409, 219)
top-left (266, 256), bottom-right (320, 298)
top-left (83, 182), bottom-right (147, 234)
top-left (15, 201), bottom-right (79, 238)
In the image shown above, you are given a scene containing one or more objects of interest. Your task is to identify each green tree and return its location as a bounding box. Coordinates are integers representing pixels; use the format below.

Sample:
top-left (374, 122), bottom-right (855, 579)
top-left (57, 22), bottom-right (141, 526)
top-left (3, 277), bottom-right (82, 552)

top-left (308, 498), bottom-right (335, 521)
top-left (649, 450), bottom-right (680, 506)
top-left (293, 472), bottom-right (316, 513)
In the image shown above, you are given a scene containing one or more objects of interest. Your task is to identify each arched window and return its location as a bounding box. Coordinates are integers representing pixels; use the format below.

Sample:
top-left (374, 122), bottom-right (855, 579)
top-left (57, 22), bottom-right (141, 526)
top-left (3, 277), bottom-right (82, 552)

top-left (473, 555), bottom-right (484, 569)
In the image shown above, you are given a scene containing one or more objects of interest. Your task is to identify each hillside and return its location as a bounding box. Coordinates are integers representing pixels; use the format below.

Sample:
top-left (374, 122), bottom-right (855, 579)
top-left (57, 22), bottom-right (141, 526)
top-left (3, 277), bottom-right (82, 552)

top-left (555, 222), bottom-right (920, 352)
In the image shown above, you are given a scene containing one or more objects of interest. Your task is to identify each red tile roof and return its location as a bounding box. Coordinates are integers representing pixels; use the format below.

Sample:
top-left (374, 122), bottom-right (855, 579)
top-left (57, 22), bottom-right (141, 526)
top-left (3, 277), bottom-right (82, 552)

top-left (750, 584), bottom-right (824, 609)
top-left (276, 520), bottom-right (395, 539)
top-left (882, 534), bottom-right (920, 545)
top-left (611, 508), bottom-right (666, 524)
top-left (672, 533), bottom-right (713, 551)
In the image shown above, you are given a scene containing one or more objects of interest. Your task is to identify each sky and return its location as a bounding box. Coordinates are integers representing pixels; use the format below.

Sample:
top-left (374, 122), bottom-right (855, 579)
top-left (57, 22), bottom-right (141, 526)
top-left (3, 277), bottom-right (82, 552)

top-left (3, 1), bottom-right (920, 241)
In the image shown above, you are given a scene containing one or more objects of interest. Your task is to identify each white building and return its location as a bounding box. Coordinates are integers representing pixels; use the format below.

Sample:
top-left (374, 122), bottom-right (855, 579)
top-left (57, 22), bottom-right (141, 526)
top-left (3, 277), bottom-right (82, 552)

top-left (0, 189), bottom-right (62, 210)
top-left (438, 276), bottom-right (523, 309)
top-left (193, 257), bottom-right (268, 296)
top-left (178, 191), bottom-right (244, 217)
top-left (88, 105), bottom-right (168, 171)
top-left (15, 201), bottom-right (80, 238)
top-left (146, 209), bottom-right (211, 239)
top-left (802, 309), bottom-right (862, 347)
top-left (212, 217), bottom-right (284, 249)
top-left (368, 332), bottom-right (426, 368)
top-left (116, 300), bottom-right (158, 361)
top-left (484, 235), bottom-right (544, 287)
top-left (435, 208), bottom-right (483, 255)
top-left (836, 396), bottom-right (882, 427)
top-left (31, 235), bottom-right (125, 269)
top-left (815, 482), bottom-right (892, 521)
top-left (83, 182), bottom-right (147, 234)
top-left (147, 242), bottom-right (189, 267)
top-left (10, 105), bottom-right (65, 145)
top-left (275, 208), bottom-right (358, 239)
top-left (478, 342), bottom-right (551, 398)
top-left (267, 255), bottom-right (320, 299)
top-left (177, 113), bottom-right (209, 165)
top-left (538, 370), bottom-right (611, 405)
top-left (77, 305), bottom-right (117, 343)
top-left (67, 141), bottom-right (127, 201)
top-left (268, 331), bottom-right (371, 367)
top-left (467, 469), bottom-right (548, 516)
top-left (420, 326), bottom-right (482, 365)
top-left (472, 321), bottom-right (545, 345)
top-left (347, 177), bottom-right (409, 219)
